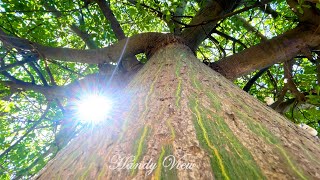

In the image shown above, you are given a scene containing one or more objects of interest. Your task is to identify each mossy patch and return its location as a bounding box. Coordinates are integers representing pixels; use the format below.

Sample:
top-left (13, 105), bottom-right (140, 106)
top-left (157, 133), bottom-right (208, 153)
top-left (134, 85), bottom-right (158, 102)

top-left (131, 126), bottom-right (150, 175)
top-left (235, 110), bottom-right (308, 180)
top-left (189, 96), bottom-right (265, 180)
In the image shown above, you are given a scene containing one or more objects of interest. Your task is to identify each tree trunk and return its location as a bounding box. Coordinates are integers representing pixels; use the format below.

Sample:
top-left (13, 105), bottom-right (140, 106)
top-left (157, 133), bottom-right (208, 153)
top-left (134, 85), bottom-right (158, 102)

top-left (35, 43), bottom-right (320, 179)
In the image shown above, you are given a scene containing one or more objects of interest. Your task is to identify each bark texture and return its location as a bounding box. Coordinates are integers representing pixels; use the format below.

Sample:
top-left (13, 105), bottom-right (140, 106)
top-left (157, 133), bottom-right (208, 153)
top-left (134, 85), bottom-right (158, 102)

top-left (35, 44), bottom-right (320, 179)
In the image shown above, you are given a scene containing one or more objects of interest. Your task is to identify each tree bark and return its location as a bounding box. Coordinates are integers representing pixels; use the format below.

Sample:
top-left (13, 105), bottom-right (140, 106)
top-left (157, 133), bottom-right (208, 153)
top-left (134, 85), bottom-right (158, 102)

top-left (35, 43), bottom-right (320, 179)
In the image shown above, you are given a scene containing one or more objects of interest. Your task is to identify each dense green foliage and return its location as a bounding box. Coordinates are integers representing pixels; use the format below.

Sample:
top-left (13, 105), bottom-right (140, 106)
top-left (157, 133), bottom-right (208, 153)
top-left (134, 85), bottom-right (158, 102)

top-left (0, 0), bottom-right (319, 179)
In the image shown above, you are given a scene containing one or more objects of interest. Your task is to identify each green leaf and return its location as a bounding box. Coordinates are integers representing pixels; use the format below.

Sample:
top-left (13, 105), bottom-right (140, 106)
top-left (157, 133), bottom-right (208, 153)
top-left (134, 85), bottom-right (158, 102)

top-left (296, 5), bottom-right (304, 14)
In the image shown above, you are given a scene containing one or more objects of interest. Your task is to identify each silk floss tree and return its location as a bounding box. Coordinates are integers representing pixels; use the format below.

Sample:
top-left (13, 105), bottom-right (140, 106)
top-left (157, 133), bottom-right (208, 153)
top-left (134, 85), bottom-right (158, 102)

top-left (0, 0), bottom-right (320, 179)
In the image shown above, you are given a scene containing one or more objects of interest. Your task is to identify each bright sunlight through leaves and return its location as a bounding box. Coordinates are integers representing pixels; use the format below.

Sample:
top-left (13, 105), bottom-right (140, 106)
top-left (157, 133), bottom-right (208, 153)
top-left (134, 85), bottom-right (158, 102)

top-left (76, 94), bottom-right (112, 124)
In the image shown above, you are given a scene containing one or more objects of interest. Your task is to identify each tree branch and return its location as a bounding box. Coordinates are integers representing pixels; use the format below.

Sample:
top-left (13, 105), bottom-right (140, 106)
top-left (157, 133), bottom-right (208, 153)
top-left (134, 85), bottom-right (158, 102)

top-left (213, 30), bottom-right (247, 48)
top-left (43, 60), bottom-right (56, 85)
top-left (207, 35), bottom-right (226, 58)
top-left (236, 15), bottom-right (271, 92)
top-left (96, 0), bottom-right (126, 40)
top-left (0, 80), bottom-right (55, 97)
top-left (171, 1), bottom-right (187, 35)
top-left (43, 0), bottom-right (98, 49)
top-left (22, 65), bottom-right (36, 84)
top-left (127, 0), bottom-right (172, 27)
top-left (29, 62), bottom-right (49, 86)
top-left (211, 24), bottom-right (320, 79)
top-left (47, 60), bottom-right (85, 77)
top-left (243, 66), bottom-right (270, 92)
top-left (0, 30), bottom-right (169, 64)
top-left (283, 59), bottom-right (305, 101)
top-left (181, 0), bottom-right (245, 50)
top-left (96, 0), bottom-right (142, 71)
top-left (234, 15), bottom-right (268, 41)
top-left (266, 69), bottom-right (278, 94)
top-left (286, 0), bottom-right (320, 25)
top-left (0, 55), bottom-right (37, 72)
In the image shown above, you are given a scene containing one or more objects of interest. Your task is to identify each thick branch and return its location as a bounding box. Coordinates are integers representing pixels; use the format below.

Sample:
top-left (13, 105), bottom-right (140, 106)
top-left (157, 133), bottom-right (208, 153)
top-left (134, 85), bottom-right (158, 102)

top-left (211, 24), bottom-right (320, 79)
top-left (1, 70), bottom-right (62, 98)
top-left (1, 65), bottom-right (139, 101)
top-left (0, 80), bottom-right (56, 97)
top-left (0, 30), bottom-right (169, 64)
top-left (181, 0), bottom-right (240, 50)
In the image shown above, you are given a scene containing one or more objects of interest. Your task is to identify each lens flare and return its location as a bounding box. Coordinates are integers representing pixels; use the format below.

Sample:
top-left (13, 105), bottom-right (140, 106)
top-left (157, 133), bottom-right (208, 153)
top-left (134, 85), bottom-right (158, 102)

top-left (76, 94), bottom-right (112, 124)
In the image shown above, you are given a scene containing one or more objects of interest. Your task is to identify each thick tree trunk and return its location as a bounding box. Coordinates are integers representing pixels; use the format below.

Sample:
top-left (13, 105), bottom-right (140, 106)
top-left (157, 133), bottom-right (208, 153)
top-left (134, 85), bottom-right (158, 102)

top-left (35, 43), bottom-right (320, 179)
